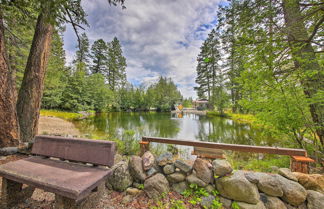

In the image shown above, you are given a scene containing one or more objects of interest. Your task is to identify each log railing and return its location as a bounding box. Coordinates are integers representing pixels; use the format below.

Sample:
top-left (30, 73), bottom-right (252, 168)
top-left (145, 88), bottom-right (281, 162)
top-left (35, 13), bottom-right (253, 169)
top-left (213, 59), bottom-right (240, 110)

top-left (141, 136), bottom-right (307, 156)
top-left (140, 136), bottom-right (314, 173)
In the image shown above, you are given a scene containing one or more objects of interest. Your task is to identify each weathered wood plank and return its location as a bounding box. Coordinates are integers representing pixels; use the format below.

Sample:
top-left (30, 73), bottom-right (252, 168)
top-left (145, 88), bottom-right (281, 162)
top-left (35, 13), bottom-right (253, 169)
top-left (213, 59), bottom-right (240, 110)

top-left (142, 136), bottom-right (307, 156)
top-left (32, 135), bottom-right (116, 166)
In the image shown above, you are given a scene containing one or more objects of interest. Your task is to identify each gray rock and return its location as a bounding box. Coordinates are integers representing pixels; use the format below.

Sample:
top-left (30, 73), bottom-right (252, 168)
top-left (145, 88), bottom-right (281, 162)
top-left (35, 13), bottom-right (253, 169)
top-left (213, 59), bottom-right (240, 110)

top-left (156, 152), bottom-right (174, 166)
top-left (106, 161), bottom-right (133, 192)
top-left (0, 147), bottom-right (18, 155)
top-left (172, 181), bottom-right (188, 193)
top-left (279, 168), bottom-right (298, 182)
top-left (236, 201), bottom-right (266, 209)
top-left (144, 173), bottom-right (169, 199)
top-left (201, 195), bottom-right (215, 208)
top-left (186, 174), bottom-right (207, 187)
top-left (274, 174), bottom-right (307, 206)
top-left (126, 187), bottom-right (141, 195)
top-left (167, 172), bottom-right (186, 183)
top-left (216, 171), bottom-right (260, 204)
top-left (163, 164), bottom-right (175, 175)
top-left (307, 190), bottom-right (324, 209)
top-left (146, 167), bottom-right (158, 177)
top-left (212, 159), bottom-right (233, 177)
top-left (270, 166), bottom-right (279, 173)
top-left (245, 172), bottom-right (283, 197)
top-left (175, 168), bottom-right (181, 172)
top-left (258, 174), bottom-right (283, 197)
top-left (129, 155), bottom-right (146, 182)
top-left (260, 193), bottom-right (287, 209)
top-left (193, 158), bottom-right (213, 184)
top-left (114, 154), bottom-right (123, 164)
top-left (142, 151), bottom-right (155, 171)
top-left (219, 196), bottom-right (232, 209)
top-left (174, 159), bottom-right (192, 173)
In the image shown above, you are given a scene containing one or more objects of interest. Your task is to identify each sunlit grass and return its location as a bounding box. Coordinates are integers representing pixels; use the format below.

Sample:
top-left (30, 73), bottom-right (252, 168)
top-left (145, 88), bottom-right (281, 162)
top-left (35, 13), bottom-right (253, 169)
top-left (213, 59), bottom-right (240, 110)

top-left (40, 109), bottom-right (83, 120)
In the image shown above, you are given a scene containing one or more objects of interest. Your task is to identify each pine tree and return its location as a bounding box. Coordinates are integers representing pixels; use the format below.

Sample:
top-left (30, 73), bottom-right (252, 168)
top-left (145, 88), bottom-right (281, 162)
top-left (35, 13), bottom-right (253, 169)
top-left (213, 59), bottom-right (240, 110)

top-left (90, 39), bottom-right (107, 74)
top-left (106, 37), bottom-right (127, 91)
top-left (74, 32), bottom-right (90, 69)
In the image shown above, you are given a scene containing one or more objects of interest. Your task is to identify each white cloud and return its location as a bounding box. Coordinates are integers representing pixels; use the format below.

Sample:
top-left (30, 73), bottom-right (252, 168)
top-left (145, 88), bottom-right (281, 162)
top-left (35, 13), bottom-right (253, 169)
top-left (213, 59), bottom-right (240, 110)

top-left (63, 0), bottom-right (221, 98)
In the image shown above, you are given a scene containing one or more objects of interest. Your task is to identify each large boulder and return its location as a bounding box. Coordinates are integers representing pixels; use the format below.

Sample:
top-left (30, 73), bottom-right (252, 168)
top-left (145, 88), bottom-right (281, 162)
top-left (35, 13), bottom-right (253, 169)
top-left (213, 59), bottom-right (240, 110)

top-left (236, 201), bottom-right (266, 209)
top-left (142, 151), bottom-right (155, 171)
top-left (174, 159), bottom-right (192, 173)
top-left (193, 158), bottom-right (213, 184)
top-left (293, 172), bottom-right (324, 193)
top-left (306, 190), bottom-right (324, 209)
top-left (245, 171), bottom-right (283, 197)
top-left (167, 172), bottom-right (186, 183)
top-left (129, 155), bottom-right (146, 182)
top-left (186, 174), bottom-right (207, 187)
top-left (216, 171), bottom-right (260, 204)
top-left (279, 168), bottom-right (298, 182)
top-left (274, 174), bottom-right (307, 206)
top-left (260, 193), bottom-right (287, 209)
top-left (156, 152), bottom-right (174, 166)
top-left (212, 159), bottom-right (233, 177)
top-left (106, 161), bottom-right (133, 192)
top-left (144, 173), bottom-right (169, 199)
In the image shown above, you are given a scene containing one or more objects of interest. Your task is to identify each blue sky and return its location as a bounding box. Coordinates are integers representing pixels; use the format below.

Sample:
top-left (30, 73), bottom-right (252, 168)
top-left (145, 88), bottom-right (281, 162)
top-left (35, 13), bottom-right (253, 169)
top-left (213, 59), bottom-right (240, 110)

top-left (63, 0), bottom-right (223, 98)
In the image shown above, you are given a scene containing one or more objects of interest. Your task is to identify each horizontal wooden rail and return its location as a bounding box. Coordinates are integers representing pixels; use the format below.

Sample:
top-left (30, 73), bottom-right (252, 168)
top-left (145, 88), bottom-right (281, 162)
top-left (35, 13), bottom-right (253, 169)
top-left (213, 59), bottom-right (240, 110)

top-left (142, 136), bottom-right (307, 157)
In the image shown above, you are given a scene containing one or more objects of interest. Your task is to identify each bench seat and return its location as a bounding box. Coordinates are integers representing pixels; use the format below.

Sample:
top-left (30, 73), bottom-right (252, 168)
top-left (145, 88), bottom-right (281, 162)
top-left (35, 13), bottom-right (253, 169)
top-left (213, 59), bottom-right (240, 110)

top-left (0, 156), bottom-right (110, 202)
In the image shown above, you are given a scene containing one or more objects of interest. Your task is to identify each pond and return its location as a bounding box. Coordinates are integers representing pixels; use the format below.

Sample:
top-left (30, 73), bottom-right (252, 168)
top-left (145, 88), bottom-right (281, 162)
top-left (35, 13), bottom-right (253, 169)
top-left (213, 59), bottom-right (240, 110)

top-left (72, 112), bottom-right (281, 159)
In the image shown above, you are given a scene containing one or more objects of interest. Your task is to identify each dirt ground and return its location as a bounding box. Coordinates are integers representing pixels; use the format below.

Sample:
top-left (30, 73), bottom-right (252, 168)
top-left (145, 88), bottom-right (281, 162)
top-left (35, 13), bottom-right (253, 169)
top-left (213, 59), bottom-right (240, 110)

top-left (37, 116), bottom-right (80, 137)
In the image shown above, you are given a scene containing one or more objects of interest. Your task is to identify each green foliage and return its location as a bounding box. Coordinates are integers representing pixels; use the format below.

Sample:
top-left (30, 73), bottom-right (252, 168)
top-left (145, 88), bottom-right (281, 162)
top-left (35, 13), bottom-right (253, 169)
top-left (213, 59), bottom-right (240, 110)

top-left (231, 201), bottom-right (241, 209)
top-left (138, 184), bottom-right (144, 190)
top-left (170, 200), bottom-right (186, 209)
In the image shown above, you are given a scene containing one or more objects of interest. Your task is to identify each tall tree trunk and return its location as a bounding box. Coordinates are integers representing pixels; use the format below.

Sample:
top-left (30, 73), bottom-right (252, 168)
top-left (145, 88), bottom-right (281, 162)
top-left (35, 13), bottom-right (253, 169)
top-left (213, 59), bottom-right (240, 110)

top-left (282, 0), bottom-right (324, 147)
top-left (16, 9), bottom-right (53, 142)
top-left (0, 10), bottom-right (20, 147)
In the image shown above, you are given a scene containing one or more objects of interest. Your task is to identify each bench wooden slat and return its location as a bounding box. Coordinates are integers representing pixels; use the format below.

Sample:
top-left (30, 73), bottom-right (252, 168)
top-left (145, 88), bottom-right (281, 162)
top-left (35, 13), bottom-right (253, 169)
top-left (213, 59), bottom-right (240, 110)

top-left (32, 135), bottom-right (116, 166)
top-left (0, 156), bottom-right (110, 201)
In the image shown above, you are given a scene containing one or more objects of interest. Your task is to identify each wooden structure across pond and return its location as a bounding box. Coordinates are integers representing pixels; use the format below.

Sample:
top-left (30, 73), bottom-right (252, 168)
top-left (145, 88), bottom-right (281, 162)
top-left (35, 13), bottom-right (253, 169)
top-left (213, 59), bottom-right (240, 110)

top-left (139, 136), bottom-right (315, 173)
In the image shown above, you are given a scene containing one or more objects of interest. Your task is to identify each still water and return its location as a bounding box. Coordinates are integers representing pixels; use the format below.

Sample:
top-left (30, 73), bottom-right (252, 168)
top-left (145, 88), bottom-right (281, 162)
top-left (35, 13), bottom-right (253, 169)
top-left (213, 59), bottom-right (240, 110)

top-left (73, 112), bottom-right (280, 157)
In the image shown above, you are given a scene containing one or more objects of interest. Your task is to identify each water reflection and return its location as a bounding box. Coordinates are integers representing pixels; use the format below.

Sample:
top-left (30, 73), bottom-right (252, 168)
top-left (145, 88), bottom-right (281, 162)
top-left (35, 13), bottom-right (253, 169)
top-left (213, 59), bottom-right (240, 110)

top-left (74, 112), bottom-right (279, 147)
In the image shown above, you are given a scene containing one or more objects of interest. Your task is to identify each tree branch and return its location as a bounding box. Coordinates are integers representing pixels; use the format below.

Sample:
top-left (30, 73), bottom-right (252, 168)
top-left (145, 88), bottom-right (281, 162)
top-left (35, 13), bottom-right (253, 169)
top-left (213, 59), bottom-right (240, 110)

top-left (308, 15), bottom-right (324, 42)
top-left (64, 7), bottom-right (82, 51)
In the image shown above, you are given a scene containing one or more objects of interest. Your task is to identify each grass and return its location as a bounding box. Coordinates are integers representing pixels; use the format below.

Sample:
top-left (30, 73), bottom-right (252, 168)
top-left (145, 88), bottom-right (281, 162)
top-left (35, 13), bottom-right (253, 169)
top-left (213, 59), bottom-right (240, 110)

top-left (40, 109), bottom-right (83, 120)
top-left (207, 110), bottom-right (257, 125)
top-left (227, 154), bottom-right (291, 172)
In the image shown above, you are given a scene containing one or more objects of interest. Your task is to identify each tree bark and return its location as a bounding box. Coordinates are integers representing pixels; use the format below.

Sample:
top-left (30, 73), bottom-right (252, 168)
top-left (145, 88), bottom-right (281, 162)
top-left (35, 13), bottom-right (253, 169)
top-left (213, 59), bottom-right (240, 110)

top-left (16, 9), bottom-right (53, 142)
top-left (282, 0), bottom-right (324, 147)
top-left (0, 9), bottom-right (20, 147)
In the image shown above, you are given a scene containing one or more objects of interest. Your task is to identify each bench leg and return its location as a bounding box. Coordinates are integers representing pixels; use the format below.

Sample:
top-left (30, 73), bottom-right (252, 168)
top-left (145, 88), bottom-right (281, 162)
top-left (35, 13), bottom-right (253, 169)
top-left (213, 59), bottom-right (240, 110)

top-left (1, 178), bottom-right (35, 208)
top-left (55, 182), bottom-right (105, 209)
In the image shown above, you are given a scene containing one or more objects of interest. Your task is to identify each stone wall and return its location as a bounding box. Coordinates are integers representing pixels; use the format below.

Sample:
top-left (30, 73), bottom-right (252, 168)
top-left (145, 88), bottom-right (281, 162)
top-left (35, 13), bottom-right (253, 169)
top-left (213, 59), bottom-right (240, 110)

top-left (106, 151), bottom-right (324, 209)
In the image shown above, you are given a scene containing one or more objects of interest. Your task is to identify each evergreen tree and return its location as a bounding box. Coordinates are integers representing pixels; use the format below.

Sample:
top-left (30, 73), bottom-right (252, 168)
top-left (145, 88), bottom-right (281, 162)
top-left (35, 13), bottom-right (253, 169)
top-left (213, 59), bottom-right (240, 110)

top-left (74, 32), bottom-right (90, 69)
top-left (90, 39), bottom-right (107, 74)
top-left (106, 37), bottom-right (127, 91)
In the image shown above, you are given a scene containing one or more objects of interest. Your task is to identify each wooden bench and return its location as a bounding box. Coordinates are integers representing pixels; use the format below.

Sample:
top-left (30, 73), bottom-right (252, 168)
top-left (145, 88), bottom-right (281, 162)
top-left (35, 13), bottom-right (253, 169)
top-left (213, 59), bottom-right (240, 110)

top-left (0, 135), bottom-right (115, 209)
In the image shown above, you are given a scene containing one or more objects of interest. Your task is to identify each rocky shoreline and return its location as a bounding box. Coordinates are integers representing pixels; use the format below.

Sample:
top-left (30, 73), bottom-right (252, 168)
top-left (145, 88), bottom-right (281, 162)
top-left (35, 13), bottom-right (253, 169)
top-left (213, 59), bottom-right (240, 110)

top-left (107, 151), bottom-right (324, 209)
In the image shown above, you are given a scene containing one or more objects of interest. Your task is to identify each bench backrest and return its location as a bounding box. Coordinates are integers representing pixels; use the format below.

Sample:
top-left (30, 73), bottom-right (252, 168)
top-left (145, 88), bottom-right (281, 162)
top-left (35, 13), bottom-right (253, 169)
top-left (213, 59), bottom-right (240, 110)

top-left (32, 135), bottom-right (115, 166)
